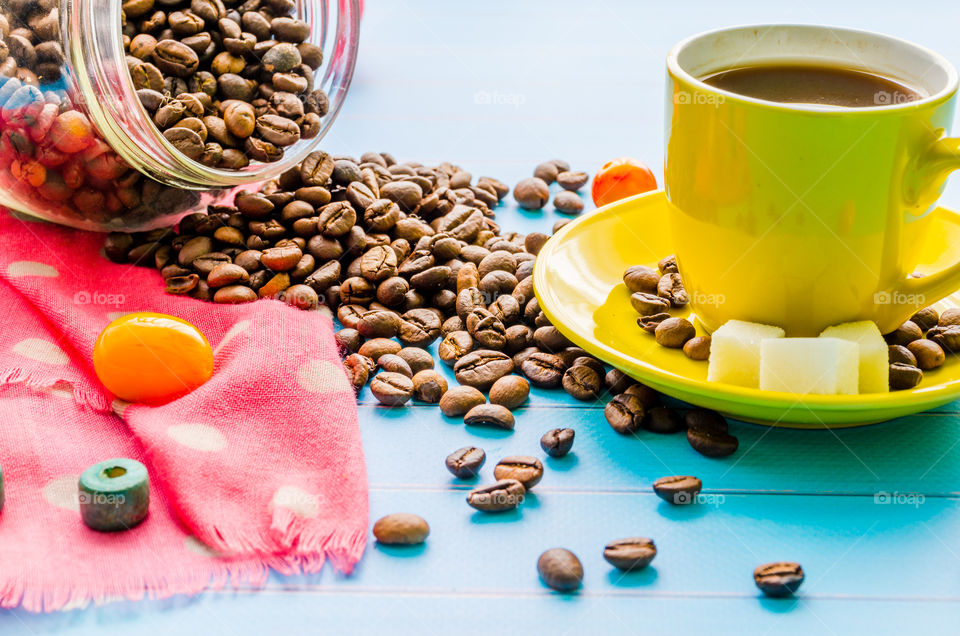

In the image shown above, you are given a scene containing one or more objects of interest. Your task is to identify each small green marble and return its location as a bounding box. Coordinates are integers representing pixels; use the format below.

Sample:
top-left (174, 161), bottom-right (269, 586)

top-left (78, 458), bottom-right (149, 532)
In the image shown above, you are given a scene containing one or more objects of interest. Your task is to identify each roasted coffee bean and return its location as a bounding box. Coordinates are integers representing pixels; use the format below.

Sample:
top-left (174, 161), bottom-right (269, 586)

top-left (438, 330), bottom-right (474, 366)
top-left (658, 255), bottom-right (678, 274)
top-left (537, 548), bottom-right (582, 592)
top-left (412, 369), bottom-right (447, 402)
top-left (603, 538), bottom-right (656, 571)
top-left (494, 456), bottom-right (543, 489)
top-left (455, 349), bottom-right (514, 390)
top-left (885, 320), bottom-right (923, 346)
top-left (165, 273), bottom-right (200, 294)
top-left (910, 307), bottom-right (939, 332)
top-left (687, 426), bottom-right (739, 458)
top-left (533, 326), bottom-right (571, 352)
top-left (553, 191), bottom-right (584, 215)
top-left (520, 352), bottom-right (565, 388)
top-left (656, 273), bottom-right (688, 307)
top-left (642, 406), bottom-right (684, 434)
top-left (571, 356), bottom-right (604, 378)
top-left (540, 427), bottom-right (575, 457)
top-left (513, 177), bottom-right (550, 210)
top-left (489, 375), bottom-right (530, 409)
top-left (630, 291), bottom-right (670, 316)
top-left (467, 479), bottom-right (525, 512)
top-left (908, 339), bottom-right (945, 370)
top-left (357, 309), bottom-right (400, 339)
top-left (888, 344), bottom-right (917, 366)
top-left (930, 324), bottom-right (960, 352)
top-left (398, 308), bottom-right (442, 346)
top-left (562, 365), bottom-right (602, 401)
top-left (556, 170), bottom-right (589, 191)
top-left (533, 161), bottom-right (559, 184)
top-left (605, 368), bottom-right (635, 394)
top-left (397, 347), bottom-right (434, 374)
top-left (604, 394), bottom-right (645, 434)
top-left (754, 562), bottom-right (805, 598)
top-left (464, 404), bottom-right (515, 430)
top-left (655, 317), bottom-right (696, 348)
top-left (683, 335), bottom-right (711, 361)
top-left (207, 263), bottom-right (249, 288)
top-left (889, 362), bottom-right (923, 390)
top-left (358, 337), bottom-right (401, 362)
top-left (377, 353), bottom-right (412, 378)
top-left (445, 446), bottom-right (486, 479)
top-left (153, 39), bottom-right (199, 77)
top-left (439, 385), bottom-right (486, 417)
top-left (652, 475), bottom-right (702, 504)
top-left (213, 284), bottom-right (257, 303)
top-left (638, 312), bottom-right (671, 334)
top-left (685, 408), bottom-right (727, 434)
top-left (335, 328), bottom-right (362, 354)
top-left (370, 371), bottom-right (414, 406)
top-left (373, 513), bottom-right (429, 545)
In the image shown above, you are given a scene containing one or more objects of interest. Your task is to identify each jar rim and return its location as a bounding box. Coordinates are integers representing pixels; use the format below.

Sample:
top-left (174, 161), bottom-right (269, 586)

top-left (69, 0), bottom-right (360, 190)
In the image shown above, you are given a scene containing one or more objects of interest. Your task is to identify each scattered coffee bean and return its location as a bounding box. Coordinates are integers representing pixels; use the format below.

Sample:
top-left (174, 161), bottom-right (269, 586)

top-left (562, 365), bottom-right (602, 401)
top-left (888, 344), bottom-right (917, 367)
top-left (655, 317), bottom-right (696, 348)
top-left (464, 404), bottom-right (515, 430)
top-left (467, 479), bottom-right (525, 512)
top-left (377, 353), bottom-right (413, 378)
top-left (754, 562), bottom-right (805, 597)
top-left (604, 394), bottom-right (645, 434)
top-left (624, 383), bottom-right (660, 408)
top-left (513, 178), bottom-right (550, 210)
top-left (652, 475), bottom-right (702, 504)
top-left (889, 362), bottom-right (923, 390)
top-left (553, 191), bottom-right (584, 215)
top-left (439, 386), bottom-right (486, 417)
top-left (537, 548), bottom-right (583, 592)
top-left (603, 538), bottom-right (656, 571)
top-left (540, 427), bottom-right (575, 457)
top-left (911, 307), bottom-right (939, 332)
top-left (489, 375), bottom-right (530, 409)
top-left (642, 406), bottom-right (684, 434)
top-left (370, 372), bottom-right (414, 407)
top-left (683, 336), bottom-right (711, 361)
top-left (521, 352), bottom-right (566, 388)
top-left (908, 339), bottom-right (945, 370)
top-left (412, 369), bottom-right (448, 403)
top-left (931, 325), bottom-right (960, 352)
top-left (533, 161), bottom-right (559, 184)
top-left (445, 446), bottom-right (486, 479)
top-left (455, 349), bottom-right (515, 391)
top-left (372, 513), bottom-right (430, 545)
top-left (605, 368), bottom-right (635, 394)
top-left (624, 265), bottom-right (661, 294)
top-left (885, 320), bottom-right (923, 346)
top-left (687, 426), bottom-right (738, 458)
top-left (556, 170), bottom-right (589, 191)
top-left (493, 456), bottom-right (544, 489)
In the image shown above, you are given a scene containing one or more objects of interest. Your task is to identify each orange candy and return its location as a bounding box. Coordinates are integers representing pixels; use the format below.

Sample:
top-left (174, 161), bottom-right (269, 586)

top-left (591, 157), bottom-right (658, 207)
top-left (93, 313), bottom-right (214, 405)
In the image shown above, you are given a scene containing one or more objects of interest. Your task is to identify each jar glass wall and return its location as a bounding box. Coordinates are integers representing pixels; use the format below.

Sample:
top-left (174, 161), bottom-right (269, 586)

top-left (0, 0), bottom-right (358, 232)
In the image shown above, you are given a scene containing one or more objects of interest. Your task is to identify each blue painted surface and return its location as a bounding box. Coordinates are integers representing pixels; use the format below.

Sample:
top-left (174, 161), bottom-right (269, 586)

top-left (5, 0), bottom-right (960, 633)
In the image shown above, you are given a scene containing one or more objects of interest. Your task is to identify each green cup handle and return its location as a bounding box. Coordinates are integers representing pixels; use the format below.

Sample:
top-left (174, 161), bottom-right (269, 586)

top-left (890, 135), bottom-right (960, 331)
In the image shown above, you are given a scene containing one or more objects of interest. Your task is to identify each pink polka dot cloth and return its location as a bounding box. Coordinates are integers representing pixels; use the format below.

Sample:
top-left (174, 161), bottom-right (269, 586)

top-left (0, 210), bottom-right (368, 612)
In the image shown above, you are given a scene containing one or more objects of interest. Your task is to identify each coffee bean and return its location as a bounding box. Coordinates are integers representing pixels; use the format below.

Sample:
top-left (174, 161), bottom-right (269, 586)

top-left (930, 324), bottom-right (960, 352)
top-left (207, 262), bottom-right (249, 288)
top-left (638, 312), bottom-right (671, 334)
top-left (885, 320), bottom-right (923, 346)
top-left (488, 375), bottom-right (530, 409)
top-left (153, 39), bottom-right (199, 77)
top-left (754, 562), bottom-right (804, 597)
top-left (910, 307), bottom-right (939, 332)
top-left (604, 368), bottom-right (635, 394)
top-left (658, 255), bottom-right (678, 274)
top-left (604, 394), bottom-right (645, 434)
top-left (687, 426), bottom-right (738, 458)
top-left (888, 344), bottom-right (917, 366)
top-left (464, 404), bottom-right (515, 430)
top-left (540, 427), bottom-right (575, 457)
top-left (373, 513), bottom-right (429, 545)
top-left (623, 265), bottom-right (660, 294)
top-left (553, 191), bottom-right (584, 215)
top-left (454, 349), bottom-right (514, 390)
top-left (213, 284), bottom-right (257, 303)
top-left (513, 178), bottom-right (550, 210)
top-left (655, 317), bottom-right (696, 348)
top-left (377, 353), bottom-right (413, 378)
top-left (520, 352), bottom-right (565, 388)
top-left (445, 446), bottom-right (486, 479)
top-left (412, 369), bottom-right (447, 403)
top-left (908, 339), bottom-right (945, 370)
top-left (493, 456), bottom-right (543, 488)
top-left (533, 161), bottom-right (559, 184)
top-left (562, 365), bottom-right (602, 401)
top-left (603, 538), bottom-right (656, 571)
top-left (685, 408), bottom-right (727, 433)
top-left (537, 548), bottom-right (583, 592)
top-left (370, 371), bottom-right (414, 407)
top-left (889, 362), bottom-right (923, 390)
top-left (683, 335), bottom-right (711, 361)
top-left (467, 479), bottom-right (525, 512)
top-left (439, 386), bottom-right (486, 417)
top-left (165, 273), bottom-right (199, 294)
top-left (642, 406), bottom-right (684, 434)
top-left (438, 330), bottom-right (474, 366)
top-left (556, 170), bottom-right (588, 191)
top-left (397, 347), bottom-right (434, 374)
top-left (357, 309), bottom-right (400, 339)
top-left (335, 328), bottom-right (362, 354)
top-left (358, 337), bottom-right (401, 362)
top-left (653, 475), bottom-right (702, 504)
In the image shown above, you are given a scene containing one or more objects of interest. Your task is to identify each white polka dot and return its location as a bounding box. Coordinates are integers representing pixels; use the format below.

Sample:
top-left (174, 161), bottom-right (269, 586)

top-left (111, 399), bottom-right (130, 417)
top-left (7, 261), bottom-right (58, 277)
top-left (271, 486), bottom-right (320, 518)
top-left (296, 359), bottom-right (351, 394)
top-left (213, 320), bottom-right (251, 357)
top-left (184, 535), bottom-right (223, 558)
top-left (12, 338), bottom-right (69, 365)
top-left (167, 423), bottom-right (227, 452)
top-left (43, 475), bottom-right (79, 512)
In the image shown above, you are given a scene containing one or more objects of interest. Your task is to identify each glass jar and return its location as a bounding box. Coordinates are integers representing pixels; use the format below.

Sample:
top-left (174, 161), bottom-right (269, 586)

top-left (0, 0), bottom-right (358, 232)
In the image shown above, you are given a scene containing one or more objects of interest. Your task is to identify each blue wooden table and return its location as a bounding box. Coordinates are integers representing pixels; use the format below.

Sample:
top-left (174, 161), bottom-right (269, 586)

top-left (6, 1), bottom-right (960, 633)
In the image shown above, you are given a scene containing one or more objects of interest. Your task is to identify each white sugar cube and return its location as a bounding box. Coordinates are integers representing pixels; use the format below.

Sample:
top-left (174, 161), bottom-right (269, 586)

top-left (707, 320), bottom-right (786, 388)
top-left (819, 320), bottom-right (889, 394)
top-left (759, 338), bottom-right (859, 395)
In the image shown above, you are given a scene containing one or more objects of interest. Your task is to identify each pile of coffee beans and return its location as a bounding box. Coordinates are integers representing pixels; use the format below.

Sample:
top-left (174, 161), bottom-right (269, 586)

top-left (0, 3), bottom-right (205, 227)
top-left (513, 159), bottom-right (589, 213)
top-left (624, 260), bottom-right (708, 361)
top-left (122, 0), bottom-right (328, 168)
top-left (886, 306), bottom-right (952, 390)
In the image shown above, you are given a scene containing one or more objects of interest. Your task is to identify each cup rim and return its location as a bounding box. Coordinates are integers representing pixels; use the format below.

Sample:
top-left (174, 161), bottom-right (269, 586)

top-left (666, 23), bottom-right (960, 113)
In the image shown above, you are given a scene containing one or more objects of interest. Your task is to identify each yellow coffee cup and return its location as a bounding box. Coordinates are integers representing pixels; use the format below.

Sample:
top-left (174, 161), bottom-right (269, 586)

top-left (665, 24), bottom-right (960, 335)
